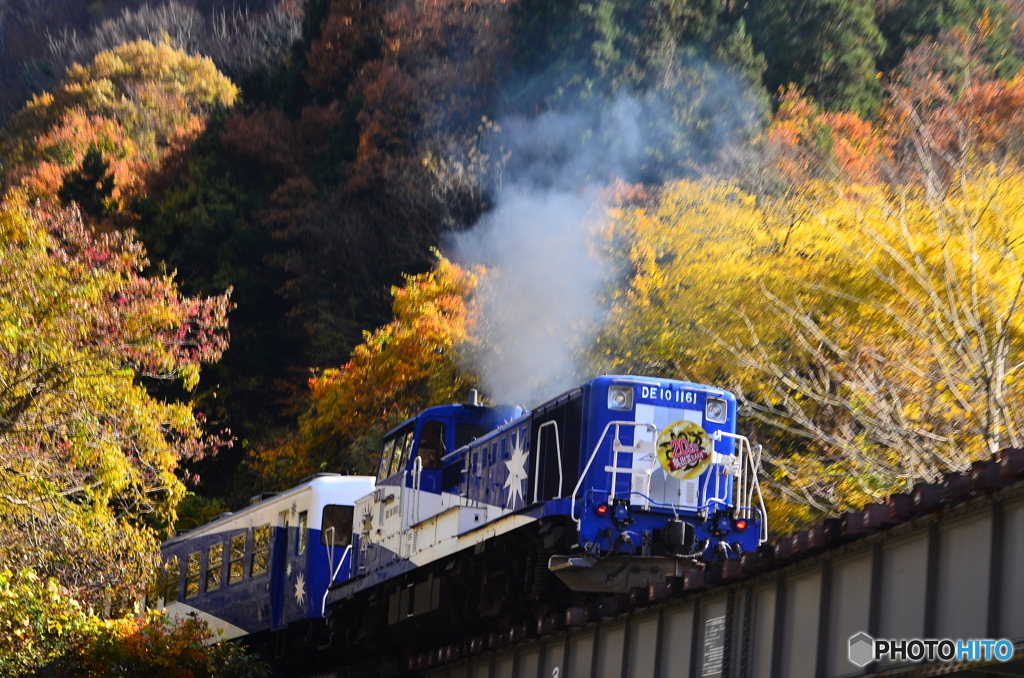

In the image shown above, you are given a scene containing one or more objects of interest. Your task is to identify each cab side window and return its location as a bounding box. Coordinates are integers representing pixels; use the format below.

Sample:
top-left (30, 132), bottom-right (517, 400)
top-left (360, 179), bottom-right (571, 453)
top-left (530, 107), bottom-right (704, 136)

top-left (417, 421), bottom-right (446, 470)
top-left (456, 423), bottom-right (485, 449)
top-left (297, 511), bottom-right (308, 555)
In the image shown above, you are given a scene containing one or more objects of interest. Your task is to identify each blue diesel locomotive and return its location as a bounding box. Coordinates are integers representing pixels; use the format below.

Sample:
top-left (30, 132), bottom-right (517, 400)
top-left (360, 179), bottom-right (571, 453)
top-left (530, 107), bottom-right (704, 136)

top-left (157, 375), bottom-right (765, 671)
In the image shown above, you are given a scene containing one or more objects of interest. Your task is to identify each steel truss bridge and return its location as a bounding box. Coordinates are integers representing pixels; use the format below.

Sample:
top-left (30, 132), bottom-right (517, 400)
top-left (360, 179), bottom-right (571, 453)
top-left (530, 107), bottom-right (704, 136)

top-left (393, 449), bottom-right (1024, 678)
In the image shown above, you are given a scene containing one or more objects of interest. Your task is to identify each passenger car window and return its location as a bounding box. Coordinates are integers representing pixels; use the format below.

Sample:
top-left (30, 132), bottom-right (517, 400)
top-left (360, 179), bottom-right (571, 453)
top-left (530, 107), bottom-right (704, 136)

top-left (321, 505), bottom-right (354, 547)
top-left (228, 534), bottom-right (246, 584)
top-left (251, 525), bottom-right (270, 576)
top-left (164, 556), bottom-right (180, 602)
top-left (185, 552), bottom-right (201, 598)
top-left (205, 543), bottom-right (223, 592)
top-left (146, 556), bottom-right (180, 608)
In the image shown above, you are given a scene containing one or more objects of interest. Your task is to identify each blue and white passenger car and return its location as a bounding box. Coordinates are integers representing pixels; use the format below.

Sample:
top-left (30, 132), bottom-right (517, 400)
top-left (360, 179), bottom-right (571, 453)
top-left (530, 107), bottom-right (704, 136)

top-left (154, 475), bottom-right (374, 639)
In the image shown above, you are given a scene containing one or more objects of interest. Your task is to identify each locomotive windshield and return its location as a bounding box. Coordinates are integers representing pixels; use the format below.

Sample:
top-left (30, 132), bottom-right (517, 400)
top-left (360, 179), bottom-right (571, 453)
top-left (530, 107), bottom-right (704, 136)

top-left (377, 438), bottom-right (396, 482)
top-left (378, 423), bottom-right (414, 481)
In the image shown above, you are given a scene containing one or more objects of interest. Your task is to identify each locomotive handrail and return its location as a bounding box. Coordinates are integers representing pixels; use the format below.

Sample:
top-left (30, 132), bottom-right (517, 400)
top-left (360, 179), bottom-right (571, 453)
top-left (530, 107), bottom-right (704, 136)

top-left (712, 430), bottom-right (768, 543)
top-left (411, 456), bottom-right (423, 526)
top-left (570, 421), bottom-right (657, 526)
top-left (325, 526), bottom-right (336, 572)
top-left (699, 446), bottom-right (732, 509)
top-left (534, 421), bottom-right (563, 503)
top-left (321, 536), bottom-right (353, 618)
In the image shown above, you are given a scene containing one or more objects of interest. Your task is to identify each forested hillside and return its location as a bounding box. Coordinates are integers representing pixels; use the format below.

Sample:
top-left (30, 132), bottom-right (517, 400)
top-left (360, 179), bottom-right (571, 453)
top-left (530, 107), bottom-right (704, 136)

top-left (4, 0), bottom-right (1024, 649)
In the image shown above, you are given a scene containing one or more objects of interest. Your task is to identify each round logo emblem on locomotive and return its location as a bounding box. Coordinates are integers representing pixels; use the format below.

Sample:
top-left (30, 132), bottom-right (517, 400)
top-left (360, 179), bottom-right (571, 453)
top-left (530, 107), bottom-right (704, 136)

top-left (657, 420), bottom-right (712, 479)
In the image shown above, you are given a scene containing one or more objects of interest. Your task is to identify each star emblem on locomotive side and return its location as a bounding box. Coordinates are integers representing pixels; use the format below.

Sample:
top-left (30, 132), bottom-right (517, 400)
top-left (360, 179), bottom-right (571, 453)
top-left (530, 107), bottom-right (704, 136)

top-left (504, 433), bottom-right (529, 508)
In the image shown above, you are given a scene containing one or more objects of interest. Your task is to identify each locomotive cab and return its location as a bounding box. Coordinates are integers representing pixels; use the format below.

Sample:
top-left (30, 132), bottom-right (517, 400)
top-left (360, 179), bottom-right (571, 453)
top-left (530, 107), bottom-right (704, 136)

top-left (350, 401), bottom-right (523, 584)
top-left (374, 403), bottom-right (521, 489)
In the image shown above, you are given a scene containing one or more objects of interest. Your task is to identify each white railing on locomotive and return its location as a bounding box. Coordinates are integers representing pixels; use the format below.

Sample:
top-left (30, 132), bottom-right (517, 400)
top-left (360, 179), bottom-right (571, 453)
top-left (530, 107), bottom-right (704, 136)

top-left (570, 421), bottom-right (768, 540)
top-left (321, 525), bottom-right (354, 617)
top-left (711, 430), bottom-right (768, 543)
top-left (570, 420), bottom-right (658, 525)
top-left (410, 456), bottom-right (422, 526)
top-left (697, 437), bottom-right (734, 511)
top-left (533, 420), bottom-right (563, 503)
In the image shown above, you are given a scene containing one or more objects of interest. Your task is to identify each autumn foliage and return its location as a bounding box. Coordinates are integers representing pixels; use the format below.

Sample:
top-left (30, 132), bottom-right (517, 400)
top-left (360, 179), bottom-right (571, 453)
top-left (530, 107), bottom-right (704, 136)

top-left (251, 254), bottom-right (479, 488)
top-left (9, 0), bottom-right (1024, 594)
top-left (0, 39), bottom-right (235, 607)
top-left (0, 568), bottom-right (268, 678)
top-left (1, 39), bottom-right (237, 214)
top-left (766, 88), bottom-right (890, 184)
top-left (601, 167), bottom-right (1024, 524)
top-left (0, 195), bottom-right (231, 604)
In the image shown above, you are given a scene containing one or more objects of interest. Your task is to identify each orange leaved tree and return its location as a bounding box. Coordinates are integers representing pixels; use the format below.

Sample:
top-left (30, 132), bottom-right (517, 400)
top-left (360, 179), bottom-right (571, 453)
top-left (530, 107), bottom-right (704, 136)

top-left (250, 254), bottom-right (480, 488)
top-left (1, 39), bottom-right (237, 217)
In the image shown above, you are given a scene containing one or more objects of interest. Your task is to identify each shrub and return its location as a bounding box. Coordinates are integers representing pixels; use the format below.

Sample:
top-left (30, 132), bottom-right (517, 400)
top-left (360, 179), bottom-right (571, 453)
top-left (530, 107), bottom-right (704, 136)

top-left (0, 569), bottom-right (269, 678)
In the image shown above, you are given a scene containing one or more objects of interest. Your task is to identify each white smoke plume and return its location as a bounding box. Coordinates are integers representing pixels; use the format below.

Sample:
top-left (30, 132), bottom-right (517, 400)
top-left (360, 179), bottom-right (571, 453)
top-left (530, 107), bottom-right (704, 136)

top-left (452, 187), bottom-right (607, 408)
top-left (450, 85), bottom-right (760, 408)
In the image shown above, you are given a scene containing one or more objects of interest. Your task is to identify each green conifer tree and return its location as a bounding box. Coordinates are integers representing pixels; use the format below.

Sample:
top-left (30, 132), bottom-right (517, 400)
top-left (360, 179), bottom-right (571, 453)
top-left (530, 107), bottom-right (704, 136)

top-left (746, 0), bottom-right (886, 117)
top-left (57, 145), bottom-right (115, 220)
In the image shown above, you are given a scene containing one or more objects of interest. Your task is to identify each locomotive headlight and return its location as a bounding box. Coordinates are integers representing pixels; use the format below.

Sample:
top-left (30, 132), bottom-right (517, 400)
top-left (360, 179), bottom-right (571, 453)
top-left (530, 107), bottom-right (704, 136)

top-left (607, 386), bottom-right (633, 411)
top-left (705, 397), bottom-right (728, 423)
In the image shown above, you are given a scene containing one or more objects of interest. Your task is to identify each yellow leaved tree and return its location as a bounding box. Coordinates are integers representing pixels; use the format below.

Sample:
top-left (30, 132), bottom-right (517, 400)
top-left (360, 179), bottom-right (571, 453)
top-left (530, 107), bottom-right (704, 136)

top-left (718, 168), bottom-right (1024, 518)
top-left (1, 39), bottom-right (238, 215)
top-left (598, 164), bottom-right (1024, 527)
top-left (0, 196), bottom-right (230, 607)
